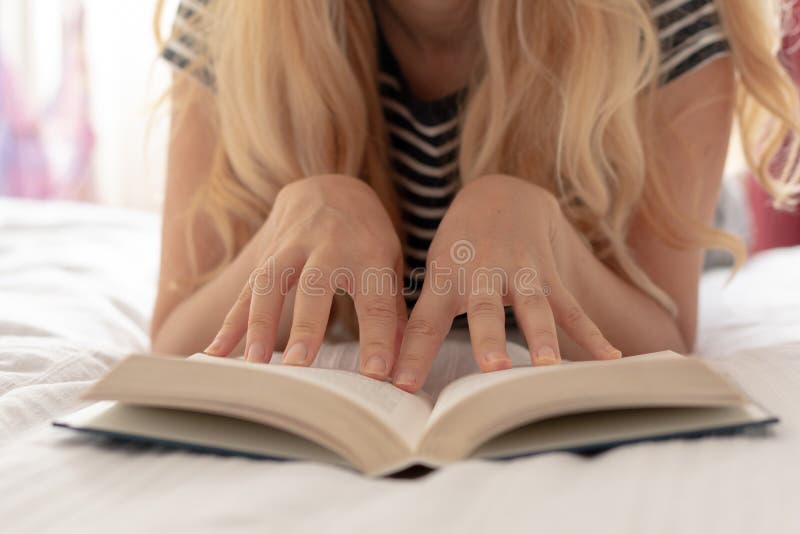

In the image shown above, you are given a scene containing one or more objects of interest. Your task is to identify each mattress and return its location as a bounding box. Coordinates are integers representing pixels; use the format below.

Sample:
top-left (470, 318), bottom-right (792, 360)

top-left (0, 198), bottom-right (798, 534)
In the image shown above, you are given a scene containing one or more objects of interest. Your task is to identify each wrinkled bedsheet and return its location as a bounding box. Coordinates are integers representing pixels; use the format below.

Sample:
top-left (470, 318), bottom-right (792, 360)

top-left (0, 198), bottom-right (798, 534)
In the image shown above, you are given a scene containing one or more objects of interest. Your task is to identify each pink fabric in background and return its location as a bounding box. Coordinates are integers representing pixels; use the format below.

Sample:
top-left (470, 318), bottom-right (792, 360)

top-left (747, 0), bottom-right (800, 253)
top-left (0, 55), bottom-right (50, 197)
top-left (0, 1), bottom-right (94, 200)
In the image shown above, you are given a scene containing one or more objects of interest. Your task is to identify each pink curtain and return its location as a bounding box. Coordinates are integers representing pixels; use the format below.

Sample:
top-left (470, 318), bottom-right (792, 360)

top-left (0, 1), bottom-right (94, 200)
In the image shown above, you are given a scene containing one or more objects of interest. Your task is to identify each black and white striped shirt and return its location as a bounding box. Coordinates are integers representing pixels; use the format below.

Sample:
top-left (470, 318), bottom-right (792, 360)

top-left (164, 0), bottom-right (729, 311)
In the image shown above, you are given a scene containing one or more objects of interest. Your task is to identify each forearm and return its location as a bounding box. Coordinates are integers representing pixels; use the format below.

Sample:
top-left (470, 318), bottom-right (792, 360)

top-left (554, 220), bottom-right (688, 359)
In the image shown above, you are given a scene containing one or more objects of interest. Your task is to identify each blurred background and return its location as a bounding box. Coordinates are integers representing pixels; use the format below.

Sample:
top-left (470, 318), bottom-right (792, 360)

top-left (0, 0), bottom-right (798, 255)
top-left (0, 0), bottom-right (177, 210)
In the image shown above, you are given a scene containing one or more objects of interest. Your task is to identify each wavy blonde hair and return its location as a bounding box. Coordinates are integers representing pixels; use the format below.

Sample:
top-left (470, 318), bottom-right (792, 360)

top-left (155, 0), bottom-right (800, 319)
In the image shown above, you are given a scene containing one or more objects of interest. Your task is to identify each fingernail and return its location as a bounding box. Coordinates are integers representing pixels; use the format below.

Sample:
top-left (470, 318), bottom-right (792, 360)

top-left (484, 351), bottom-right (511, 368)
top-left (606, 348), bottom-right (623, 359)
top-left (363, 356), bottom-right (388, 378)
top-left (204, 337), bottom-right (222, 355)
top-left (394, 371), bottom-right (416, 389)
top-left (535, 346), bottom-right (559, 365)
top-left (282, 343), bottom-right (308, 365)
top-left (246, 342), bottom-right (265, 363)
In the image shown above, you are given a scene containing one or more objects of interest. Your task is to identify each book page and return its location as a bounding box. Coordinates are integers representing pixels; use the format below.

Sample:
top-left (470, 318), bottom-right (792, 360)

top-left (189, 353), bottom-right (433, 451)
top-left (408, 332), bottom-right (532, 400)
top-left (419, 351), bottom-right (748, 461)
top-left (83, 353), bottom-right (431, 474)
top-left (425, 360), bottom-right (582, 428)
top-left (57, 401), bottom-right (350, 466)
top-left (472, 404), bottom-right (774, 460)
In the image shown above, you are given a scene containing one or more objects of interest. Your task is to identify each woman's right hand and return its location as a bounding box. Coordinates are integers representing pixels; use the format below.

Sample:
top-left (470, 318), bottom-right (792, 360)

top-left (204, 174), bottom-right (407, 380)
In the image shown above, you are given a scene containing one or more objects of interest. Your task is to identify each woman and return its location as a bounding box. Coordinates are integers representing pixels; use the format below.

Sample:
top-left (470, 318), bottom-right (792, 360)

top-left (152, 0), bottom-right (799, 393)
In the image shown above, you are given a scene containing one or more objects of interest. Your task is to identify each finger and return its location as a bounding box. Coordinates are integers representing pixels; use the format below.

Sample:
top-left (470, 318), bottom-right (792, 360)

top-left (549, 282), bottom-right (621, 360)
top-left (467, 288), bottom-right (512, 372)
top-left (205, 282), bottom-right (252, 357)
top-left (394, 283), bottom-right (409, 358)
top-left (243, 283), bottom-right (290, 364)
top-left (281, 263), bottom-right (334, 367)
top-left (391, 256), bottom-right (409, 366)
top-left (392, 289), bottom-right (456, 393)
top-left (242, 252), bottom-right (301, 362)
top-left (511, 288), bottom-right (560, 366)
top-left (354, 285), bottom-right (398, 380)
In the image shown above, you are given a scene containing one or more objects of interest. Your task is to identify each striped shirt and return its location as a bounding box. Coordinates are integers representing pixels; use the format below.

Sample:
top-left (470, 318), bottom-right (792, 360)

top-left (163, 0), bottom-right (729, 313)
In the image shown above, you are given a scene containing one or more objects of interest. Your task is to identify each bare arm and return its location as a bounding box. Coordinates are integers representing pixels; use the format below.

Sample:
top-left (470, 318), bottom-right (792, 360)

top-left (150, 77), bottom-right (293, 355)
top-left (557, 56), bottom-right (735, 357)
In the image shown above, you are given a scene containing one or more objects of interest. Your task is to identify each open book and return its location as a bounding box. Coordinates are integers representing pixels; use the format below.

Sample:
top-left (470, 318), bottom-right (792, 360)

top-left (54, 343), bottom-right (777, 476)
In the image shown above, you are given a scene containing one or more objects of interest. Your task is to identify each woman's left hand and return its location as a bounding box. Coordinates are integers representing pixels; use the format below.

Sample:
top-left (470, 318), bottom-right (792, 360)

top-left (391, 174), bottom-right (621, 392)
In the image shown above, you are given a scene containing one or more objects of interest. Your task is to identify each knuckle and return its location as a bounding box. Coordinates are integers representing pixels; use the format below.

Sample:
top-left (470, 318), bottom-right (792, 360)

top-left (517, 292), bottom-right (548, 309)
top-left (469, 299), bottom-right (502, 317)
top-left (247, 314), bottom-right (276, 333)
top-left (358, 264), bottom-right (398, 284)
top-left (360, 298), bottom-right (396, 320)
top-left (405, 318), bottom-right (441, 339)
top-left (291, 318), bottom-right (325, 337)
top-left (236, 287), bottom-right (253, 305)
top-left (586, 324), bottom-right (605, 339)
top-left (298, 267), bottom-right (331, 292)
top-left (219, 317), bottom-right (240, 333)
top-left (561, 304), bottom-right (604, 340)
top-left (562, 304), bottom-right (588, 328)
top-left (274, 245), bottom-right (302, 264)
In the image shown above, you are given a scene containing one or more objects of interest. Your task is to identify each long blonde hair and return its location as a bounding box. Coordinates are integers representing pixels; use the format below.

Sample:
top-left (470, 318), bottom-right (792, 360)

top-left (155, 0), bottom-right (800, 318)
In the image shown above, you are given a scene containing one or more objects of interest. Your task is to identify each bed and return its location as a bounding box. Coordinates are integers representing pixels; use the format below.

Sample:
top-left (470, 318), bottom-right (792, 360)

top-left (1, 197), bottom-right (798, 533)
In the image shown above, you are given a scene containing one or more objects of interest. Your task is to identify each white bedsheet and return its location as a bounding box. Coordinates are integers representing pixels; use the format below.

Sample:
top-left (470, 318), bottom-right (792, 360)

top-left (0, 198), bottom-right (798, 534)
